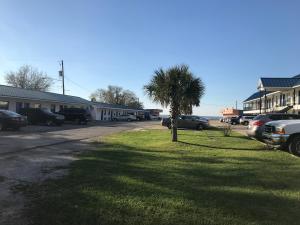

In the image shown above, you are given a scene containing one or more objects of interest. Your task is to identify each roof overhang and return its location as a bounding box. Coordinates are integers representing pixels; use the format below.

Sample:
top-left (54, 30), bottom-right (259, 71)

top-left (0, 95), bottom-right (90, 105)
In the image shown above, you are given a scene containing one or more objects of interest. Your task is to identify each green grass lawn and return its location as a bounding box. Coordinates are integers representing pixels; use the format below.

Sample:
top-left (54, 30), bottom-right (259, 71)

top-left (22, 129), bottom-right (300, 225)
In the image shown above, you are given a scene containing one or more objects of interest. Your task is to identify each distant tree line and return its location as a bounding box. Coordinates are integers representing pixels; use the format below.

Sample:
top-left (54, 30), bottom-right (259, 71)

top-left (90, 85), bottom-right (144, 109)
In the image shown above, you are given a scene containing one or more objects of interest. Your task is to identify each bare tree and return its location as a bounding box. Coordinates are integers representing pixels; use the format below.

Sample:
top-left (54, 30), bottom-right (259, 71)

top-left (5, 65), bottom-right (53, 91)
top-left (90, 85), bottom-right (144, 109)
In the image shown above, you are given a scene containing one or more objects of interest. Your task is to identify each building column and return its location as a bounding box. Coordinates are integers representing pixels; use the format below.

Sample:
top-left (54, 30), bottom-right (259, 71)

top-left (259, 91), bottom-right (262, 114)
top-left (264, 89), bottom-right (267, 113)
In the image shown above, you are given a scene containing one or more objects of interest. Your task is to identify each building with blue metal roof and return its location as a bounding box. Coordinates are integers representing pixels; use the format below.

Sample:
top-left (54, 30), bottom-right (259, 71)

top-left (243, 74), bottom-right (300, 115)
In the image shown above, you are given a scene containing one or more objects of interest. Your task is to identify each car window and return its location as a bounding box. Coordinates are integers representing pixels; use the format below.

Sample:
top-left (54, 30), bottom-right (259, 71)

top-left (269, 114), bottom-right (284, 120)
top-left (253, 115), bottom-right (266, 120)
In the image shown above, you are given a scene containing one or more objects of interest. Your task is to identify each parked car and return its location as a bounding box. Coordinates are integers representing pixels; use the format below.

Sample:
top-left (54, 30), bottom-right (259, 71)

top-left (162, 115), bottom-right (209, 130)
top-left (57, 108), bottom-right (91, 124)
top-left (229, 116), bottom-right (242, 125)
top-left (149, 115), bottom-right (160, 120)
top-left (19, 108), bottom-right (65, 126)
top-left (239, 116), bottom-right (255, 125)
top-left (0, 110), bottom-right (27, 131)
top-left (247, 113), bottom-right (300, 139)
top-left (136, 114), bottom-right (145, 121)
top-left (263, 120), bottom-right (300, 156)
top-left (112, 114), bottom-right (137, 122)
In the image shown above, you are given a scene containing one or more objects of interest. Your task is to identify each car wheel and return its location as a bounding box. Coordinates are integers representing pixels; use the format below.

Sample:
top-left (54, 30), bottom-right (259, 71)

top-left (288, 135), bottom-right (300, 156)
top-left (46, 120), bottom-right (53, 126)
top-left (127, 118), bottom-right (131, 122)
top-left (244, 121), bottom-right (249, 126)
top-left (197, 124), bottom-right (203, 130)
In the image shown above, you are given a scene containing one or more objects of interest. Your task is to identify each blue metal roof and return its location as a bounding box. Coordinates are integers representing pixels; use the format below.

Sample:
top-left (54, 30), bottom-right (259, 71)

top-left (243, 91), bottom-right (273, 102)
top-left (260, 78), bottom-right (300, 88)
top-left (0, 85), bottom-right (91, 105)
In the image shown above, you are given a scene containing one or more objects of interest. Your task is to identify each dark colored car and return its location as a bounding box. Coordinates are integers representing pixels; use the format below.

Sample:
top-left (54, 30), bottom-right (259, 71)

top-left (230, 116), bottom-right (242, 125)
top-left (247, 113), bottom-right (300, 139)
top-left (162, 115), bottom-right (209, 130)
top-left (0, 110), bottom-right (27, 131)
top-left (57, 108), bottom-right (91, 124)
top-left (19, 108), bottom-right (65, 126)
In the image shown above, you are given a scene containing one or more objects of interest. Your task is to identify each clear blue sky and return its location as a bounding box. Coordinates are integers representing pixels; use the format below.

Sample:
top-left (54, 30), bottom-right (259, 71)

top-left (0, 0), bottom-right (300, 116)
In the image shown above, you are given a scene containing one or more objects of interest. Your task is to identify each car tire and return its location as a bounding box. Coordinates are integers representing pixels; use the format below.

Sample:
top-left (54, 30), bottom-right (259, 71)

top-left (127, 118), bottom-right (131, 122)
top-left (244, 122), bottom-right (249, 126)
top-left (288, 135), bottom-right (300, 156)
top-left (197, 124), bottom-right (203, 130)
top-left (46, 120), bottom-right (53, 126)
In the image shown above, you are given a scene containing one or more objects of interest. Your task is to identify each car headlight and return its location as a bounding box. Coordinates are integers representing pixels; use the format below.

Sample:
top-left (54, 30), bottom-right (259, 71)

top-left (274, 127), bottom-right (285, 135)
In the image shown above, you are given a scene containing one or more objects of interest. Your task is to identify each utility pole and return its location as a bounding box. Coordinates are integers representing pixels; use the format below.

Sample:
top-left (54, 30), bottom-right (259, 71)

top-left (59, 60), bottom-right (65, 95)
top-left (235, 100), bottom-right (238, 110)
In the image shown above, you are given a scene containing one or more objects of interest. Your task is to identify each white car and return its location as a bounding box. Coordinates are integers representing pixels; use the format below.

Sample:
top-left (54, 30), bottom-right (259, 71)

top-left (239, 116), bottom-right (255, 125)
top-left (149, 115), bottom-right (160, 120)
top-left (112, 114), bottom-right (137, 122)
top-left (263, 120), bottom-right (300, 156)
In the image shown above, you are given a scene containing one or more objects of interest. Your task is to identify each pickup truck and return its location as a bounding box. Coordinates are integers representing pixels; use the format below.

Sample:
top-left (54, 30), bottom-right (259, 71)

top-left (263, 120), bottom-right (300, 156)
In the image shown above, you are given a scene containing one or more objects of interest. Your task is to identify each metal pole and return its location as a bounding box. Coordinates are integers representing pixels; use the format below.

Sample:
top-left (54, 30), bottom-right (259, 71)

top-left (61, 60), bottom-right (65, 95)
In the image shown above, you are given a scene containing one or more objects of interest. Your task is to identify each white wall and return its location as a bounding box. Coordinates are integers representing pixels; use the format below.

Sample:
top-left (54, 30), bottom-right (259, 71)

top-left (0, 97), bottom-right (88, 113)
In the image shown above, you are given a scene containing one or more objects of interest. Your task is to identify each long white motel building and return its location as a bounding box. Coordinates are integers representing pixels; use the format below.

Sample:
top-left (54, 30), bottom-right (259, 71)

top-left (0, 84), bottom-right (157, 121)
top-left (243, 74), bottom-right (300, 115)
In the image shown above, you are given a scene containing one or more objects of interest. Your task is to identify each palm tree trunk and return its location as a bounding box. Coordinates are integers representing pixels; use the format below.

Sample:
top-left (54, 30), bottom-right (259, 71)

top-left (170, 103), bottom-right (179, 142)
top-left (171, 117), bottom-right (178, 142)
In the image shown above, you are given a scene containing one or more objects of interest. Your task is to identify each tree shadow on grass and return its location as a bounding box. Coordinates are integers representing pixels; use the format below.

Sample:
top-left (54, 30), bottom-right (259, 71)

top-left (21, 141), bottom-right (300, 225)
top-left (177, 141), bottom-right (265, 151)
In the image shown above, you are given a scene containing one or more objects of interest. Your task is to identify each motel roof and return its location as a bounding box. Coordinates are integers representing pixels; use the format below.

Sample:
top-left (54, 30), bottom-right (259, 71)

top-left (0, 85), bottom-right (91, 105)
top-left (92, 101), bottom-right (146, 111)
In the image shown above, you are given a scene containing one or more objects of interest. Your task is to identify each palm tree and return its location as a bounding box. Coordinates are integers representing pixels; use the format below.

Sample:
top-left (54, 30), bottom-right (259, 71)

top-left (144, 64), bottom-right (205, 142)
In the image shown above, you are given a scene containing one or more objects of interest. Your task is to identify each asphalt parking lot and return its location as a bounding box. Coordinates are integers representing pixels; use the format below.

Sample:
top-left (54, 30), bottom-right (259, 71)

top-left (0, 121), bottom-right (162, 225)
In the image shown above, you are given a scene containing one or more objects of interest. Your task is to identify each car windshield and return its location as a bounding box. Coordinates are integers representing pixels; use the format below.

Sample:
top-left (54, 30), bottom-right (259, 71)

top-left (1, 110), bottom-right (20, 117)
top-left (41, 108), bottom-right (55, 115)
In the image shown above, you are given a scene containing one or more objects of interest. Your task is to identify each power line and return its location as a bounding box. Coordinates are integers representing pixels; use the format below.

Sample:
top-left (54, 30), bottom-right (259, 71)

top-left (64, 75), bottom-right (93, 94)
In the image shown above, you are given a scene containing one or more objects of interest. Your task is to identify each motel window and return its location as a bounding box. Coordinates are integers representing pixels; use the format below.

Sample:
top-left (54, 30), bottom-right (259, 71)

top-left (24, 103), bottom-right (30, 108)
top-left (0, 101), bottom-right (9, 110)
top-left (51, 104), bottom-right (56, 112)
top-left (16, 102), bottom-right (23, 113)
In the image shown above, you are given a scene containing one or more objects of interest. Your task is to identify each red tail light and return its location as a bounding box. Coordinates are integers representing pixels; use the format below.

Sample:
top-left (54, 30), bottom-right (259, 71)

top-left (252, 120), bottom-right (265, 127)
